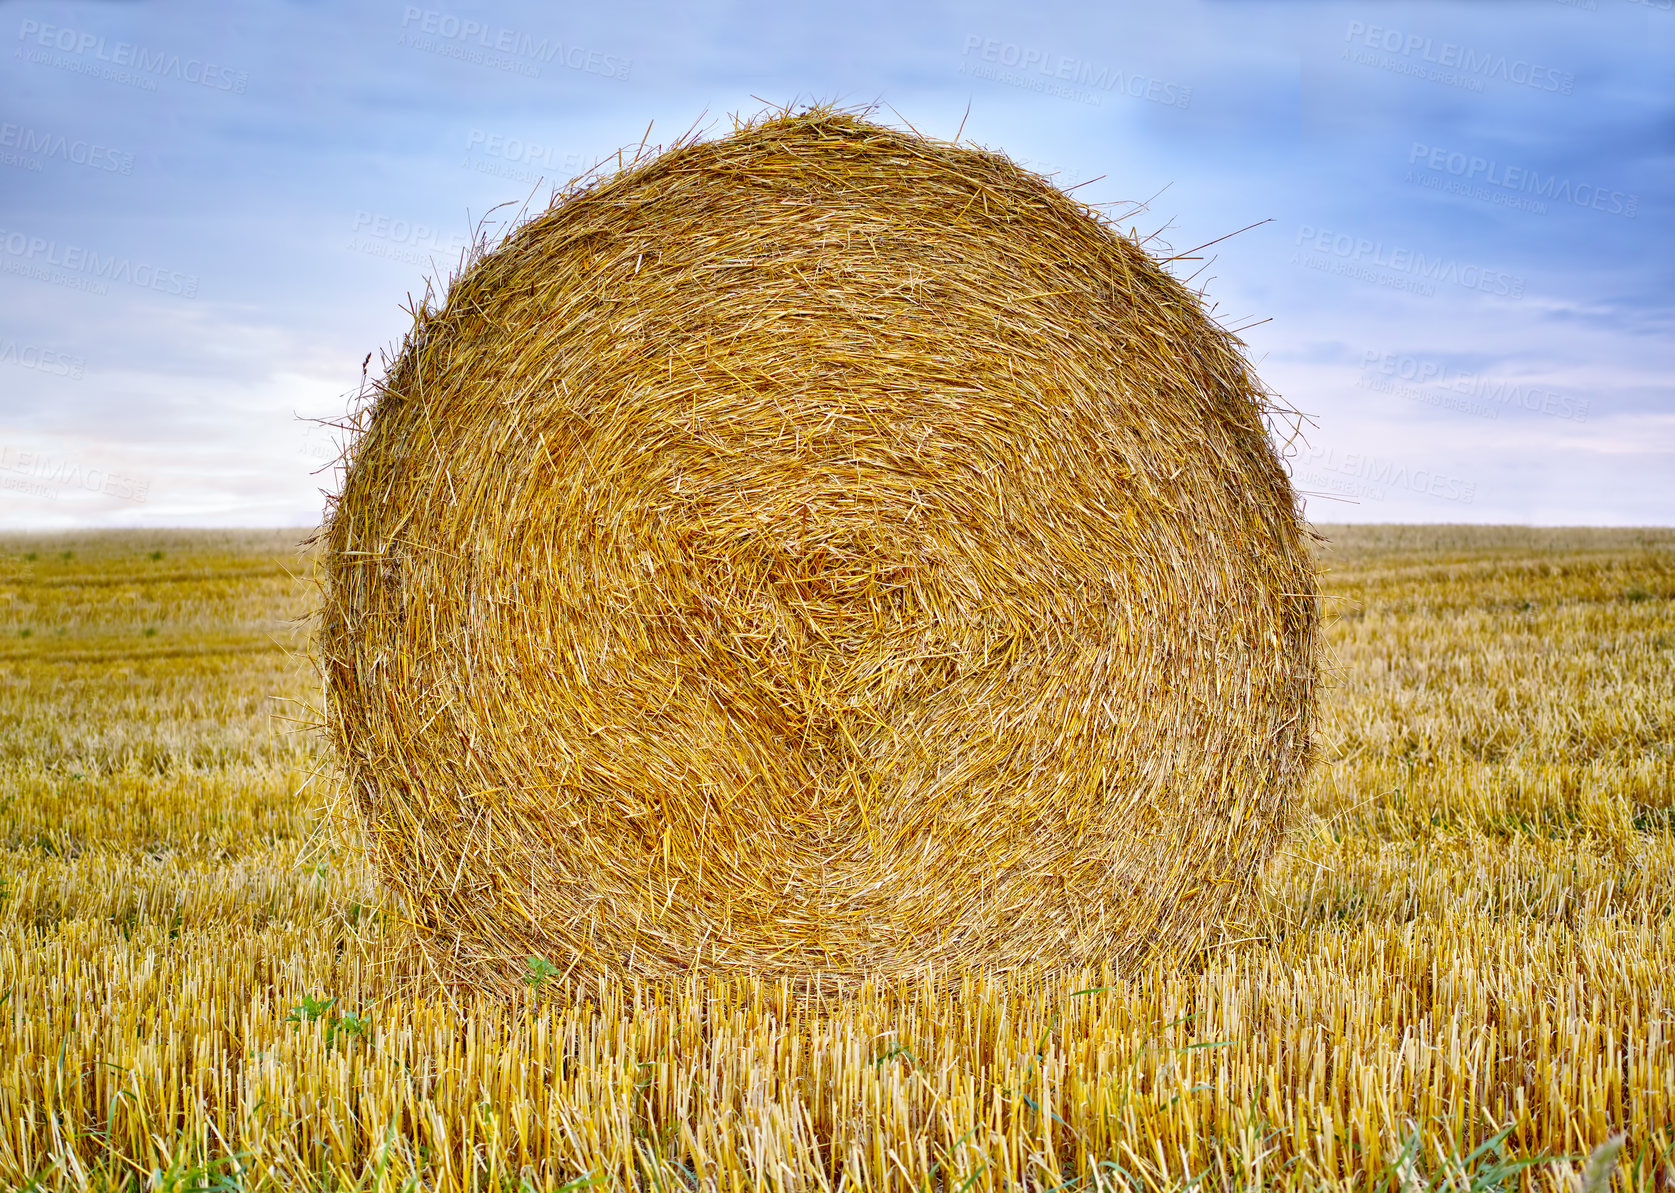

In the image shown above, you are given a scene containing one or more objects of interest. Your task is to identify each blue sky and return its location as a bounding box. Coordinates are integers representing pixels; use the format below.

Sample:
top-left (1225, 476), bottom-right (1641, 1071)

top-left (1, 0), bottom-right (1669, 527)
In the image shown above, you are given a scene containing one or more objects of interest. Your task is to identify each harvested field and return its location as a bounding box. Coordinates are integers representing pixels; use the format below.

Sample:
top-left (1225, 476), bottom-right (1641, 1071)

top-left (1, 525), bottom-right (1670, 1190)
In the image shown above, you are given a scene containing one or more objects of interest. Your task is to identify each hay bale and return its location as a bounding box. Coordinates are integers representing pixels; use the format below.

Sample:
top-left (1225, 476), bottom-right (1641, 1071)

top-left (318, 107), bottom-right (1318, 994)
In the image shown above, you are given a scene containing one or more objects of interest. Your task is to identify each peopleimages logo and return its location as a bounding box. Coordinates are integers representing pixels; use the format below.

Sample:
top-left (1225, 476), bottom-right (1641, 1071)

top-left (1359, 351), bottom-right (1589, 422)
top-left (0, 228), bottom-right (199, 298)
top-left (958, 36), bottom-right (1192, 109)
top-left (0, 123), bottom-right (135, 175)
top-left (15, 19), bottom-right (249, 93)
top-left (1297, 444), bottom-right (1476, 504)
top-left (1342, 21), bottom-right (1574, 95)
top-left (466, 130), bottom-right (585, 171)
top-left (0, 338), bottom-right (85, 380)
top-left (347, 211), bottom-right (474, 268)
top-left (397, 8), bottom-right (631, 81)
top-left (350, 211), bottom-right (470, 254)
top-left (299, 426), bottom-right (340, 464)
top-left (0, 444), bottom-right (150, 504)
top-left (1294, 225), bottom-right (1525, 299)
top-left (1407, 143), bottom-right (1638, 219)
top-left (462, 130), bottom-right (589, 185)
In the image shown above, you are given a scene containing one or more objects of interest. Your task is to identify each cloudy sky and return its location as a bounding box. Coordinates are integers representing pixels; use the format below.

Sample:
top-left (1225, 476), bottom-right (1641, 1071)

top-left (1, 0), bottom-right (1669, 528)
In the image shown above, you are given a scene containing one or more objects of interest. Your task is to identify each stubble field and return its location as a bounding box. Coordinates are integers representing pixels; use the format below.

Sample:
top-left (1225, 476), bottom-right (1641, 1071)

top-left (0, 525), bottom-right (1670, 1191)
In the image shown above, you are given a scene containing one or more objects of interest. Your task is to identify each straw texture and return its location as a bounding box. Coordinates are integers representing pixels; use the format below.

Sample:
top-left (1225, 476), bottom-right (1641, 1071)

top-left (318, 107), bottom-right (1318, 995)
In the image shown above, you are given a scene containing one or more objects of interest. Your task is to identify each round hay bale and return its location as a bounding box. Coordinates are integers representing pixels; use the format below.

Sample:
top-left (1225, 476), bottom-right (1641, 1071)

top-left (319, 107), bottom-right (1318, 995)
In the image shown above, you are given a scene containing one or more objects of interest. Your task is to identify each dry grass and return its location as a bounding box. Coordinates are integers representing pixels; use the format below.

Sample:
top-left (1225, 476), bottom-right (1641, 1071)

top-left (0, 524), bottom-right (1670, 1190)
top-left (320, 106), bottom-right (1318, 994)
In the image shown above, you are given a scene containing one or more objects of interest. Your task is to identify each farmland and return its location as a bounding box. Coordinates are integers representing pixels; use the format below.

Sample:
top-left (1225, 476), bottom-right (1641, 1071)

top-left (0, 525), bottom-right (1671, 1190)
